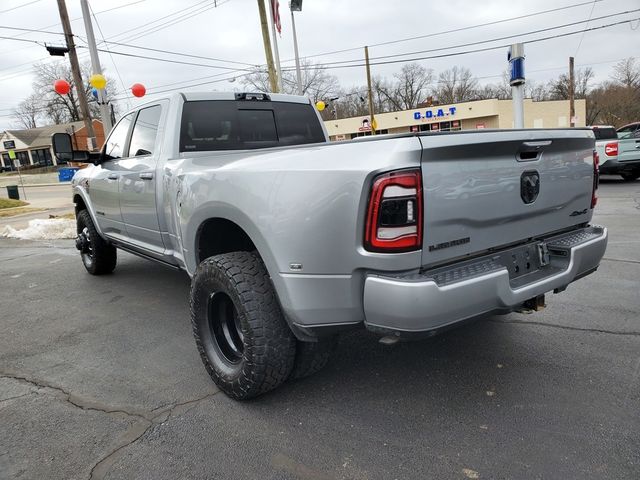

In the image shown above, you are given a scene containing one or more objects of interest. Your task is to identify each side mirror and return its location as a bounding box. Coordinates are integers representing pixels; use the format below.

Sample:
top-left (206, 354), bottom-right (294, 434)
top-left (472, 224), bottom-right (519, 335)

top-left (51, 132), bottom-right (93, 163)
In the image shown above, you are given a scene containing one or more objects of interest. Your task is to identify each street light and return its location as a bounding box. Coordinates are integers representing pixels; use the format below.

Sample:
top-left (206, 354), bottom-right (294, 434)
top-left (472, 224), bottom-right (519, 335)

top-left (290, 0), bottom-right (303, 96)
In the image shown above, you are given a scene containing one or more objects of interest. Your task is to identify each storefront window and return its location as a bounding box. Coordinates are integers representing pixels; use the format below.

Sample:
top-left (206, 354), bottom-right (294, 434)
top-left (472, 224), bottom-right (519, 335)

top-left (1, 153), bottom-right (11, 169)
top-left (15, 151), bottom-right (30, 166)
top-left (30, 148), bottom-right (53, 166)
top-left (415, 121), bottom-right (462, 133)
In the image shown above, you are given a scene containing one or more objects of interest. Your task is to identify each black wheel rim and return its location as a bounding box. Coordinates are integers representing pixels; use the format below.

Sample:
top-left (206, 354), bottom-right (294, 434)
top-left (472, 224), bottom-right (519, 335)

top-left (208, 292), bottom-right (244, 365)
top-left (80, 226), bottom-right (94, 267)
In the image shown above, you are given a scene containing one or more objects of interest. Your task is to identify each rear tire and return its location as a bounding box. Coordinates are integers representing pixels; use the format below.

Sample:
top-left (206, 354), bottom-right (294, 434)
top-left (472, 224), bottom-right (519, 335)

top-left (290, 337), bottom-right (337, 380)
top-left (621, 172), bottom-right (640, 182)
top-left (190, 251), bottom-right (296, 400)
top-left (76, 210), bottom-right (117, 275)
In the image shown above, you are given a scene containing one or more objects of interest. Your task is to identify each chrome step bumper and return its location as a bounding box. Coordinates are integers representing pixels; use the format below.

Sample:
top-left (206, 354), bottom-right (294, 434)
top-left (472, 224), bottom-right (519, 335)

top-left (363, 226), bottom-right (608, 334)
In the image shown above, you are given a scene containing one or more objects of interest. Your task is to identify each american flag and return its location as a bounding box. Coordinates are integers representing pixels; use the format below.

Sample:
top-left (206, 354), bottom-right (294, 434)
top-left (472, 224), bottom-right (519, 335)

top-left (271, 0), bottom-right (281, 34)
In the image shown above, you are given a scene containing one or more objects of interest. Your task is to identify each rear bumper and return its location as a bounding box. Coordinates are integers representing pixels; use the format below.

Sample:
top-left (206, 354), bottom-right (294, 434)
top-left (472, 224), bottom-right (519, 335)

top-left (600, 158), bottom-right (640, 173)
top-left (363, 226), bottom-right (608, 334)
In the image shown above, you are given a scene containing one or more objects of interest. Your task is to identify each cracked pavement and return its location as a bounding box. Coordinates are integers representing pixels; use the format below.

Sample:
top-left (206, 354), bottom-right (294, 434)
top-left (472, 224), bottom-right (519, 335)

top-left (0, 177), bottom-right (639, 479)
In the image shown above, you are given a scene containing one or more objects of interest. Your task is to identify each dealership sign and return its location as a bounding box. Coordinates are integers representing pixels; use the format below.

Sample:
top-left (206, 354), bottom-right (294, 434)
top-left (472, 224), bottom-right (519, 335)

top-left (413, 106), bottom-right (457, 120)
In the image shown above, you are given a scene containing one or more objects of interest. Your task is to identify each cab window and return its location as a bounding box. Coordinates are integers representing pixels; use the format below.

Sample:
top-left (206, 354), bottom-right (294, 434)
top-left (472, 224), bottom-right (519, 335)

top-left (617, 124), bottom-right (639, 139)
top-left (128, 105), bottom-right (162, 156)
top-left (104, 113), bottom-right (134, 160)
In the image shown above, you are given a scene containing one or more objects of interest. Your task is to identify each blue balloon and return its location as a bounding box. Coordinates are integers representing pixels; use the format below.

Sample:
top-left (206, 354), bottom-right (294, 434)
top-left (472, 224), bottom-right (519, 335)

top-left (91, 88), bottom-right (98, 99)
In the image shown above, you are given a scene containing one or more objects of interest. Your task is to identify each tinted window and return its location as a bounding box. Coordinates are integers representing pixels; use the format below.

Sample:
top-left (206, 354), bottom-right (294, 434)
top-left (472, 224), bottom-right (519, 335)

top-left (128, 105), bottom-right (162, 156)
top-left (617, 124), bottom-right (639, 139)
top-left (591, 127), bottom-right (617, 140)
top-left (180, 100), bottom-right (325, 152)
top-left (238, 109), bottom-right (278, 145)
top-left (104, 113), bottom-right (133, 160)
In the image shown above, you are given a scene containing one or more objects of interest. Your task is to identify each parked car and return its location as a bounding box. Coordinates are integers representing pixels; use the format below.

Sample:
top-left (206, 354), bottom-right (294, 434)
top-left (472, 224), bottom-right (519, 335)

top-left (613, 122), bottom-right (640, 181)
top-left (51, 92), bottom-right (608, 400)
top-left (587, 125), bottom-right (619, 174)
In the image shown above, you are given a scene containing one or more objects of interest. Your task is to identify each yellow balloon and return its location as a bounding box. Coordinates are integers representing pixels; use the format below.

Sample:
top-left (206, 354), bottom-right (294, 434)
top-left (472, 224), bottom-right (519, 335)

top-left (315, 100), bottom-right (325, 111)
top-left (89, 74), bottom-right (107, 89)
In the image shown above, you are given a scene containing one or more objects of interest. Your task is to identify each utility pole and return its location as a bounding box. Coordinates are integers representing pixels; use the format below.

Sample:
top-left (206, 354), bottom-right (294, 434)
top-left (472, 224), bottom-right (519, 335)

top-left (290, 1), bottom-right (303, 95)
top-left (268, 0), bottom-right (283, 92)
top-left (257, 0), bottom-right (278, 92)
top-left (56, 0), bottom-right (96, 149)
top-left (569, 56), bottom-right (576, 127)
top-left (364, 46), bottom-right (376, 135)
top-left (80, 0), bottom-right (112, 136)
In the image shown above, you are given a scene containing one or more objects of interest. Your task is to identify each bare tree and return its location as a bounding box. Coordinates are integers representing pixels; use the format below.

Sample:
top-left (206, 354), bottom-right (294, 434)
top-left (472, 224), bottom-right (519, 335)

top-left (611, 57), bottom-right (640, 90)
top-left (434, 66), bottom-right (478, 104)
top-left (242, 60), bottom-right (340, 103)
top-left (11, 93), bottom-right (42, 129)
top-left (526, 80), bottom-right (550, 101)
top-left (547, 67), bottom-right (594, 100)
top-left (329, 87), bottom-right (369, 119)
top-left (392, 63), bottom-right (433, 109)
top-left (12, 60), bottom-right (116, 128)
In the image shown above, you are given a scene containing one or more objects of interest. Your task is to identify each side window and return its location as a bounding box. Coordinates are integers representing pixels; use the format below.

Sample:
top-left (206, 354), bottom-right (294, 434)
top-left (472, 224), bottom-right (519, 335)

top-left (128, 105), bottom-right (162, 156)
top-left (104, 113), bottom-right (134, 160)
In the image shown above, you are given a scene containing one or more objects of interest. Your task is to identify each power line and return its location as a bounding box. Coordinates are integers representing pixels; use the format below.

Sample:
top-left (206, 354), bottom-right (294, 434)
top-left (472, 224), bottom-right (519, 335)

top-left (0, 0), bottom-right (42, 15)
top-left (91, 0), bottom-right (146, 16)
top-left (81, 46), bottom-right (255, 72)
top-left (109, 69), bottom-right (246, 96)
top-left (312, 9), bottom-right (640, 68)
top-left (97, 13), bottom-right (637, 78)
top-left (284, 0), bottom-right (606, 63)
top-left (95, 0), bottom-right (213, 44)
top-left (0, 25), bottom-right (64, 36)
top-left (113, 0), bottom-right (233, 44)
top-left (575, 0), bottom-right (598, 57)
top-left (303, 18), bottom-right (638, 71)
top-left (0, 35), bottom-right (41, 45)
top-left (98, 39), bottom-right (257, 67)
top-left (0, 0), bottom-right (149, 48)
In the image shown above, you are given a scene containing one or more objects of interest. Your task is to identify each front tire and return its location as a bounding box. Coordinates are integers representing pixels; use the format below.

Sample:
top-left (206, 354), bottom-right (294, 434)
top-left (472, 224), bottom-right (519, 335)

top-left (190, 251), bottom-right (296, 400)
top-left (76, 210), bottom-right (117, 275)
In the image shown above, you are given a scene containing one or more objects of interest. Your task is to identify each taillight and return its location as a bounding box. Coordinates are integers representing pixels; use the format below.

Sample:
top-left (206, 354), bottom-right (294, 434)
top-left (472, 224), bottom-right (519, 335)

top-left (591, 150), bottom-right (599, 209)
top-left (364, 169), bottom-right (422, 252)
top-left (604, 142), bottom-right (618, 156)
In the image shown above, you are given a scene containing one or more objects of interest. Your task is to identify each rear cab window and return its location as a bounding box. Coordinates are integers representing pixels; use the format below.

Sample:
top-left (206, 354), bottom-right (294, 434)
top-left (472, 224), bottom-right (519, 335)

top-left (179, 100), bottom-right (325, 152)
top-left (591, 127), bottom-right (617, 140)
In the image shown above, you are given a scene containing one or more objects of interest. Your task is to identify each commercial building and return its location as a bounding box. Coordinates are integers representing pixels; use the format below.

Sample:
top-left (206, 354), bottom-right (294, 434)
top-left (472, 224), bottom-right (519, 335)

top-left (0, 119), bottom-right (104, 170)
top-left (324, 98), bottom-right (586, 141)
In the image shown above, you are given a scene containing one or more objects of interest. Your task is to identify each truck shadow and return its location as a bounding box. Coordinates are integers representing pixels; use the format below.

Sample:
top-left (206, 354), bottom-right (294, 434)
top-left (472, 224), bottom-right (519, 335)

top-left (112, 251), bottom-right (560, 412)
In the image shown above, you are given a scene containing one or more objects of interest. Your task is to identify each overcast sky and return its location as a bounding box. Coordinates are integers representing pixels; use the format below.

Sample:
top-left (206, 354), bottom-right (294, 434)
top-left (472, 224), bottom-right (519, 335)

top-left (0, 0), bottom-right (639, 130)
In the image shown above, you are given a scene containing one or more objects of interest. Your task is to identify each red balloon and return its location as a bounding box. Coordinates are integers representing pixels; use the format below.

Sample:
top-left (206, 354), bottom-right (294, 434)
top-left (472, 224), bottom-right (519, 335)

top-left (131, 83), bottom-right (146, 98)
top-left (54, 79), bottom-right (70, 95)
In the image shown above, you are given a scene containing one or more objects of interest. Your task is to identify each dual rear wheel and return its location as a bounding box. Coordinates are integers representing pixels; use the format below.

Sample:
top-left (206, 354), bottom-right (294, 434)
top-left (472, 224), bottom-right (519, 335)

top-left (190, 251), bottom-right (335, 400)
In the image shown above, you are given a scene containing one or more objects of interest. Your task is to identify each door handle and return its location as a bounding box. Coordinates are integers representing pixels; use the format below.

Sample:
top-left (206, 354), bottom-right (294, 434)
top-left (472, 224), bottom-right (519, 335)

top-left (139, 172), bottom-right (154, 180)
top-left (107, 173), bottom-right (119, 180)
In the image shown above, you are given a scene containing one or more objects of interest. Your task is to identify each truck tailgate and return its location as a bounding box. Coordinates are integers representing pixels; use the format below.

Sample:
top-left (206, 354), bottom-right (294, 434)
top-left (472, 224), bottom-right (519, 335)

top-left (419, 129), bottom-right (595, 267)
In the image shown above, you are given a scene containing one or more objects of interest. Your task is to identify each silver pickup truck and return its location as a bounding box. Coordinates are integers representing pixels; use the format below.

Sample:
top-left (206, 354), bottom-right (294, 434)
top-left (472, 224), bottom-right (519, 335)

top-left (51, 92), bottom-right (608, 400)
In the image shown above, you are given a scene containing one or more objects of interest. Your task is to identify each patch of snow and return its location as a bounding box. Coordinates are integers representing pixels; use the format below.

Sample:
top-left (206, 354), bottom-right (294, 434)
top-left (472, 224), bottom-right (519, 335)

top-left (1, 218), bottom-right (76, 240)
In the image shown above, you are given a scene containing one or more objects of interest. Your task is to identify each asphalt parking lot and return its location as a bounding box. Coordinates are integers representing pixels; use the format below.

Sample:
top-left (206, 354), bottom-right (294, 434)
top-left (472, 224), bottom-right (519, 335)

top-left (0, 177), bottom-right (638, 480)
